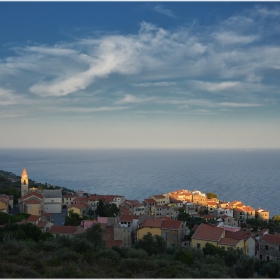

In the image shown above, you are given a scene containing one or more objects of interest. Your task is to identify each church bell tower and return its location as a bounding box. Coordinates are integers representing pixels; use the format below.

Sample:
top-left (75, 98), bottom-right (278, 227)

top-left (21, 168), bottom-right (29, 197)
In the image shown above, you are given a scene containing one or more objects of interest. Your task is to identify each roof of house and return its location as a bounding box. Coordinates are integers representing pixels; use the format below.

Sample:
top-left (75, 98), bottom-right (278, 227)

top-left (260, 233), bottom-right (280, 245)
top-left (50, 226), bottom-right (78, 234)
top-left (43, 189), bottom-right (62, 198)
top-left (119, 205), bottom-right (130, 215)
top-left (69, 202), bottom-right (88, 210)
top-left (19, 192), bottom-right (43, 201)
top-left (225, 230), bottom-right (251, 240)
top-left (119, 215), bottom-right (138, 222)
top-left (140, 218), bottom-right (163, 228)
top-left (144, 198), bottom-right (157, 204)
top-left (161, 219), bottom-right (182, 230)
top-left (207, 201), bottom-right (218, 206)
top-left (37, 220), bottom-right (49, 228)
top-left (192, 223), bottom-right (224, 242)
top-left (152, 195), bottom-right (166, 199)
top-left (26, 199), bottom-right (41, 204)
top-left (219, 238), bottom-right (241, 246)
top-left (27, 215), bottom-right (41, 222)
top-left (242, 206), bottom-right (255, 212)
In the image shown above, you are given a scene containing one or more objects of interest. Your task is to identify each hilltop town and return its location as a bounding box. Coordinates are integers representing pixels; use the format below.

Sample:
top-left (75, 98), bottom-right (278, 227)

top-left (1, 168), bottom-right (280, 269)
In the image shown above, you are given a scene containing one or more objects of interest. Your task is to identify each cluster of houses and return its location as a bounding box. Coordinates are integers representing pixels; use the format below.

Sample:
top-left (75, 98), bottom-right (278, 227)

top-left (1, 168), bottom-right (280, 263)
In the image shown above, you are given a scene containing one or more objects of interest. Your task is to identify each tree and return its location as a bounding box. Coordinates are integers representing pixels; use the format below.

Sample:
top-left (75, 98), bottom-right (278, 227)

top-left (174, 249), bottom-right (194, 265)
top-left (95, 199), bottom-right (119, 217)
top-left (203, 242), bottom-right (223, 257)
top-left (272, 214), bottom-right (280, 223)
top-left (85, 223), bottom-right (104, 248)
top-left (135, 232), bottom-right (166, 256)
top-left (206, 192), bottom-right (218, 199)
top-left (64, 210), bottom-right (83, 226)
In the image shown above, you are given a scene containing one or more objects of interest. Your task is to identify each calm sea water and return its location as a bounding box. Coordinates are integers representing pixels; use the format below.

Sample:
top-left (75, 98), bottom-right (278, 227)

top-left (0, 148), bottom-right (279, 217)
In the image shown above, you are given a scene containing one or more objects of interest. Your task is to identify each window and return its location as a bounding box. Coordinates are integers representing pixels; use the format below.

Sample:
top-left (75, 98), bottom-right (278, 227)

top-left (267, 256), bottom-right (270, 261)
top-left (197, 243), bottom-right (201, 249)
top-left (260, 254), bottom-right (262, 260)
top-left (265, 245), bottom-right (268, 250)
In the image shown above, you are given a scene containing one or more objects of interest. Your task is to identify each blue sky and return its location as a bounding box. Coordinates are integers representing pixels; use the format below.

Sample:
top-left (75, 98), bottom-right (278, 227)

top-left (1, 2), bottom-right (280, 149)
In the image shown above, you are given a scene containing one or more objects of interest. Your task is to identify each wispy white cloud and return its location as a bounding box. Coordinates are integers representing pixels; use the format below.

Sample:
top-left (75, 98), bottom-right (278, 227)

top-left (153, 5), bottom-right (176, 18)
top-left (214, 31), bottom-right (259, 45)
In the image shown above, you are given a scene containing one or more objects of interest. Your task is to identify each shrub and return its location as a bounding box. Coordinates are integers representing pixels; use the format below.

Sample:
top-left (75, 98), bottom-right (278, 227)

top-left (174, 249), bottom-right (194, 265)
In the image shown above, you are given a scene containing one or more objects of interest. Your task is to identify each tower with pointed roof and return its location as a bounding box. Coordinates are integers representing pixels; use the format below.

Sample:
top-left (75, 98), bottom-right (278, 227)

top-left (21, 168), bottom-right (29, 197)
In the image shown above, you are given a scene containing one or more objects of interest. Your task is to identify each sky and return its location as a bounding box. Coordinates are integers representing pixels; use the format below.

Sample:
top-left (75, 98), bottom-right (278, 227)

top-left (0, 2), bottom-right (280, 149)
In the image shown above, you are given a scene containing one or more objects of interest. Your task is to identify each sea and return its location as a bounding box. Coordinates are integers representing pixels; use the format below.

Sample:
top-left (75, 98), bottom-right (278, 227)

top-left (0, 148), bottom-right (279, 218)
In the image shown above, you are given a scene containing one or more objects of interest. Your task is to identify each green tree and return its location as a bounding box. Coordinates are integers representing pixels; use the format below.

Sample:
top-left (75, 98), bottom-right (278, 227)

top-left (85, 223), bottom-right (104, 248)
top-left (203, 242), bottom-right (223, 257)
top-left (174, 249), bottom-right (194, 265)
top-left (135, 232), bottom-right (166, 256)
top-left (206, 192), bottom-right (218, 199)
top-left (64, 210), bottom-right (83, 226)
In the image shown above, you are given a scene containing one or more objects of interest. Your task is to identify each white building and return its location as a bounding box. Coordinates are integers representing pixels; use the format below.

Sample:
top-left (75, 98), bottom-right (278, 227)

top-left (43, 189), bottom-right (62, 213)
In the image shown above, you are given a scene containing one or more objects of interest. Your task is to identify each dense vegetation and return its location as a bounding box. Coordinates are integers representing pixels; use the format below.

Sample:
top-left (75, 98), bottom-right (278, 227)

top-left (0, 222), bottom-right (280, 278)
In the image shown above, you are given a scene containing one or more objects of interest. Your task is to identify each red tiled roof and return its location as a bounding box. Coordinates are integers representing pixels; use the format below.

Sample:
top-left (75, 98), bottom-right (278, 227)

top-left (219, 238), bottom-right (241, 246)
top-left (70, 202), bottom-right (88, 210)
top-left (152, 195), bottom-right (165, 199)
top-left (242, 206), bottom-right (255, 212)
top-left (203, 214), bottom-right (216, 219)
top-left (140, 218), bottom-right (163, 228)
top-left (50, 226), bottom-right (78, 234)
top-left (207, 201), bottom-right (218, 206)
top-left (19, 192), bottom-right (43, 201)
top-left (106, 240), bottom-right (123, 248)
top-left (192, 223), bottom-right (224, 242)
top-left (119, 205), bottom-right (130, 215)
top-left (119, 215), bottom-right (138, 222)
top-left (225, 230), bottom-right (251, 240)
top-left (26, 199), bottom-right (41, 204)
top-left (37, 220), bottom-right (48, 228)
top-left (261, 234), bottom-right (280, 245)
top-left (191, 224), bottom-right (200, 232)
top-left (27, 215), bottom-right (41, 222)
top-left (161, 219), bottom-right (182, 230)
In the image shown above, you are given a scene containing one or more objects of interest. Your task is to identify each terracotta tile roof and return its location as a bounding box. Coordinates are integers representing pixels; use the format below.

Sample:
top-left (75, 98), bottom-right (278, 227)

top-left (37, 220), bottom-right (48, 228)
top-left (260, 233), bottom-right (280, 245)
top-left (27, 215), bottom-right (41, 222)
top-left (221, 215), bottom-right (229, 219)
top-left (225, 230), bottom-right (251, 240)
top-left (140, 218), bottom-right (163, 228)
top-left (233, 207), bottom-right (246, 212)
top-left (242, 206), bottom-right (255, 212)
top-left (42, 211), bottom-right (51, 216)
top-left (119, 215), bottom-right (138, 222)
top-left (26, 199), bottom-right (41, 204)
top-left (192, 223), bottom-right (224, 242)
top-left (161, 219), bottom-right (182, 230)
top-left (106, 240), bottom-right (123, 248)
top-left (207, 201), bottom-right (218, 206)
top-left (219, 238), bottom-right (241, 246)
top-left (19, 192), bottom-right (43, 201)
top-left (50, 226), bottom-right (78, 234)
top-left (119, 205), bottom-right (130, 215)
top-left (73, 197), bottom-right (88, 203)
top-left (152, 195), bottom-right (165, 199)
top-left (70, 202), bottom-right (88, 210)
top-left (144, 198), bottom-right (156, 204)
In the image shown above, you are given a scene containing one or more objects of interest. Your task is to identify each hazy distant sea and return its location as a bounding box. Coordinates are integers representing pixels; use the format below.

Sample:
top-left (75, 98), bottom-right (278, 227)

top-left (0, 148), bottom-right (279, 217)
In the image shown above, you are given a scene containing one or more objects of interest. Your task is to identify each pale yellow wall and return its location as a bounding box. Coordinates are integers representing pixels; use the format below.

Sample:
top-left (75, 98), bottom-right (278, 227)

top-left (68, 206), bottom-right (86, 217)
top-left (26, 204), bottom-right (41, 215)
top-left (191, 238), bottom-right (218, 249)
top-left (218, 240), bottom-right (244, 251)
top-left (137, 227), bottom-right (162, 240)
top-left (0, 201), bottom-right (8, 212)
